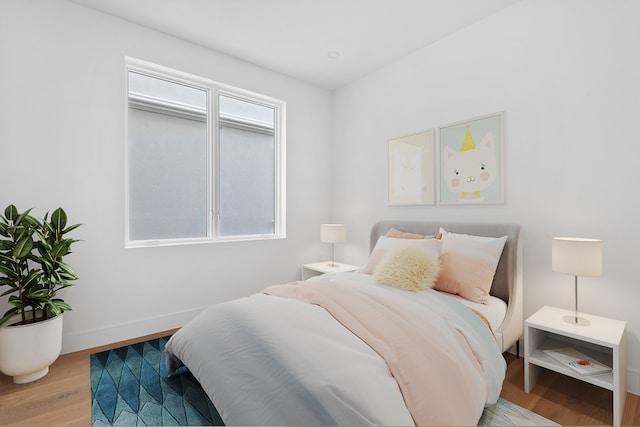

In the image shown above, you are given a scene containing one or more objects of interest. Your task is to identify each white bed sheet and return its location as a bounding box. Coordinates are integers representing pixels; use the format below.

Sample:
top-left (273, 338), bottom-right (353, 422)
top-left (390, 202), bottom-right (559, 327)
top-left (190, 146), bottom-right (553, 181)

top-left (441, 292), bottom-right (507, 331)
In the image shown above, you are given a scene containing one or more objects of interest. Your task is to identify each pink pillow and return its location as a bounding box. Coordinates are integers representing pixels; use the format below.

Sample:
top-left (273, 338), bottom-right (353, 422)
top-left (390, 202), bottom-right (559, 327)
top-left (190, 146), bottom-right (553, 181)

top-left (434, 230), bottom-right (507, 304)
top-left (384, 228), bottom-right (440, 240)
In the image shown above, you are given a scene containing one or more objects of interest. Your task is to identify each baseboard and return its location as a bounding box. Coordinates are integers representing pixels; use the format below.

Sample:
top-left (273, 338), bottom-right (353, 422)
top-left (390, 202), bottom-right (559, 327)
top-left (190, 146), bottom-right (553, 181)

top-left (627, 367), bottom-right (640, 396)
top-left (61, 306), bottom-right (206, 354)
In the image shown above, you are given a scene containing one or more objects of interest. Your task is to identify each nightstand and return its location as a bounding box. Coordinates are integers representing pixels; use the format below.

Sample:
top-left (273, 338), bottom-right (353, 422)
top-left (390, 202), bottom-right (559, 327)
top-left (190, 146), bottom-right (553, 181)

top-left (301, 262), bottom-right (359, 280)
top-left (524, 305), bottom-right (627, 426)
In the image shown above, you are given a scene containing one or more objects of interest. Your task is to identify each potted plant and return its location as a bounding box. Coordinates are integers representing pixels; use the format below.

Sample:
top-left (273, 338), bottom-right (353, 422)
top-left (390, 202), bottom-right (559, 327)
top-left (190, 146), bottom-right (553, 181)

top-left (0, 204), bottom-right (80, 383)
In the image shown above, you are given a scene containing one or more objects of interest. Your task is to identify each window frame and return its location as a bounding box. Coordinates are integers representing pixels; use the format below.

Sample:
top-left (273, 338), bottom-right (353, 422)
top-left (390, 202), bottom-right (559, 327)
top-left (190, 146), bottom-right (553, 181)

top-left (124, 57), bottom-right (286, 248)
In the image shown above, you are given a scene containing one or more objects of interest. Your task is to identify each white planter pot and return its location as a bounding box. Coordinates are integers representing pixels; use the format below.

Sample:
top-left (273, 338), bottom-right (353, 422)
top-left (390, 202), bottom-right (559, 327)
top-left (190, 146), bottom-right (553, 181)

top-left (0, 313), bottom-right (63, 384)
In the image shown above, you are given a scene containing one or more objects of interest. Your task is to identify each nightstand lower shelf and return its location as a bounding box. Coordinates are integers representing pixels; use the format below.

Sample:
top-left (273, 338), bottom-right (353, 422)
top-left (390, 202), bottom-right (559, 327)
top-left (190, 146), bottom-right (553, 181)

top-left (527, 336), bottom-right (614, 391)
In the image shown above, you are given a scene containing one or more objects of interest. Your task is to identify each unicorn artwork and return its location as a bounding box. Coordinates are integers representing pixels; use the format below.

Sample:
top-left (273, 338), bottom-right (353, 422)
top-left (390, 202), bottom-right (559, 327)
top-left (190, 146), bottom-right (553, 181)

top-left (443, 125), bottom-right (497, 201)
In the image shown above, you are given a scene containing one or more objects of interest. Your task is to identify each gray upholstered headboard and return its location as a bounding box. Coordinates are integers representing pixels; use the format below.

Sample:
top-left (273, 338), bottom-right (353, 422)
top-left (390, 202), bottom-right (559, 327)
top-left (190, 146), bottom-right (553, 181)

top-left (370, 220), bottom-right (523, 352)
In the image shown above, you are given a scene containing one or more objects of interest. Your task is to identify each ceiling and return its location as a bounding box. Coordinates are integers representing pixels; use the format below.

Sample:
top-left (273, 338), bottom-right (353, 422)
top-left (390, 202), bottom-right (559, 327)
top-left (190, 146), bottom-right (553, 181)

top-left (71, 0), bottom-right (521, 90)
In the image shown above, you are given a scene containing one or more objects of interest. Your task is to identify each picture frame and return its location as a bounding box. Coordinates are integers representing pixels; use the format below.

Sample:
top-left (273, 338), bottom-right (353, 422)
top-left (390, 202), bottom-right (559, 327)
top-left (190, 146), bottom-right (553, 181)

top-left (437, 112), bottom-right (504, 205)
top-left (388, 129), bottom-right (435, 206)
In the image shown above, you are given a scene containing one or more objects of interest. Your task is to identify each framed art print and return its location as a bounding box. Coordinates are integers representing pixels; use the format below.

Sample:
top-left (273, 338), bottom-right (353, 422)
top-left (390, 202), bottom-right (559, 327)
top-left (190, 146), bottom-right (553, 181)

top-left (388, 129), bottom-right (435, 205)
top-left (438, 112), bottom-right (504, 204)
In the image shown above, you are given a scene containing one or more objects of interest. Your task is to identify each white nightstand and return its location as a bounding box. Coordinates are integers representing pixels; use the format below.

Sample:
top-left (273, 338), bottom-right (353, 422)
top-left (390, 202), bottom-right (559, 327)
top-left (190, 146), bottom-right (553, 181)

top-left (301, 262), bottom-right (359, 280)
top-left (524, 305), bottom-right (627, 426)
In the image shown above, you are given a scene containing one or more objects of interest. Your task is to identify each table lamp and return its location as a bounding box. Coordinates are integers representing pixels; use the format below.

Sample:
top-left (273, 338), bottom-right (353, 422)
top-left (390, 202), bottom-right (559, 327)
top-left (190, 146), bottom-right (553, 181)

top-left (320, 224), bottom-right (346, 267)
top-left (552, 237), bottom-right (602, 326)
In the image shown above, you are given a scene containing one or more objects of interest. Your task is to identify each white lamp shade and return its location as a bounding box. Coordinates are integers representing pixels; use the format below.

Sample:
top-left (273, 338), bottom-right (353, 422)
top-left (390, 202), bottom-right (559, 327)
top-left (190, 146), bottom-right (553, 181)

top-left (552, 237), bottom-right (602, 277)
top-left (320, 224), bottom-right (346, 243)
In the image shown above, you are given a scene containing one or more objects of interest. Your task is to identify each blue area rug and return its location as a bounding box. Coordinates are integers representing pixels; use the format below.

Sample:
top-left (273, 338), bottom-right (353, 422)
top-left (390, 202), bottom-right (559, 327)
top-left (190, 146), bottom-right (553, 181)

top-left (91, 335), bottom-right (223, 426)
top-left (479, 398), bottom-right (559, 426)
top-left (91, 335), bottom-right (556, 426)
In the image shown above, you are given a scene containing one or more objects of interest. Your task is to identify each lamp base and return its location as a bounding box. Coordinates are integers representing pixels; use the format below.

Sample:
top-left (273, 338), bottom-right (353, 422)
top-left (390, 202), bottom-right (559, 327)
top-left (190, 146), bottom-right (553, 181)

top-left (563, 315), bottom-right (591, 326)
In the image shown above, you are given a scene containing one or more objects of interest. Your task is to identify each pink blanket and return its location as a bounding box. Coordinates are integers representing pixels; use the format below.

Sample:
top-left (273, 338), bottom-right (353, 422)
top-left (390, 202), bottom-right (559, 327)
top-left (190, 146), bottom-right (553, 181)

top-left (263, 280), bottom-right (489, 426)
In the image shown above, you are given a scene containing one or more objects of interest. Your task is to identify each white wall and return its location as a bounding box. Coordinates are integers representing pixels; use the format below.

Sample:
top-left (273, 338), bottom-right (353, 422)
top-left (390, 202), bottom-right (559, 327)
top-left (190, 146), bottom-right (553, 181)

top-left (0, 0), bottom-right (333, 352)
top-left (332, 0), bottom-right (640, 393)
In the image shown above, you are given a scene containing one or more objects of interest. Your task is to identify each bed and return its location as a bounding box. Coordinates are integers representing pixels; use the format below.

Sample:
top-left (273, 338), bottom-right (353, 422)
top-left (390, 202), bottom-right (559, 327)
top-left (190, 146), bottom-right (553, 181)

top-left (165, 221), bottom-right (523, 426)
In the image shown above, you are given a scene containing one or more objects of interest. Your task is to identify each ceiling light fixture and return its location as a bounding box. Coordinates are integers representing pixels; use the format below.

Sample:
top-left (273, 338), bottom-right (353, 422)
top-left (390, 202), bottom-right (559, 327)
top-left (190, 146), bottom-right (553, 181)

top-left (327, 51), bottom-right (340, 59)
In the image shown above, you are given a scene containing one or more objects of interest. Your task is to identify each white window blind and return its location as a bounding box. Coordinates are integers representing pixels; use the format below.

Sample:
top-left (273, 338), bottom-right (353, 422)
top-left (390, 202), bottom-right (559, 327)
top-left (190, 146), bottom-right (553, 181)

top-left (219, 95), bottom-right (276, 237)
top-left (125, 58), bottom-right (285, 247)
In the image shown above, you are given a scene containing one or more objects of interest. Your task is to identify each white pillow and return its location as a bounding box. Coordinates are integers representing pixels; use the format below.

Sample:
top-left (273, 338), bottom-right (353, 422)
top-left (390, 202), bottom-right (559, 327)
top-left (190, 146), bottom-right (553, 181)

top-left (361, 235), bottom-right (440, 274)
top-left (435, 228), bottom-right (507, 304)
top-left (374, 245), bottom-right (441, 291)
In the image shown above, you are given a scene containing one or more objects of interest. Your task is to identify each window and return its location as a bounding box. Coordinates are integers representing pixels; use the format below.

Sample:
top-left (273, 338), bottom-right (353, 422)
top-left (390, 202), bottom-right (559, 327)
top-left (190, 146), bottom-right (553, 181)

top-left (125, 58), bottom-right (285, 247)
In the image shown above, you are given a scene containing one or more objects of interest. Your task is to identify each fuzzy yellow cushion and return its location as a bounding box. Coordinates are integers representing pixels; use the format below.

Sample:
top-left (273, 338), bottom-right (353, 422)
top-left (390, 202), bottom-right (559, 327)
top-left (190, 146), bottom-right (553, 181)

top-left (374, 245), bottom-right (441, 292)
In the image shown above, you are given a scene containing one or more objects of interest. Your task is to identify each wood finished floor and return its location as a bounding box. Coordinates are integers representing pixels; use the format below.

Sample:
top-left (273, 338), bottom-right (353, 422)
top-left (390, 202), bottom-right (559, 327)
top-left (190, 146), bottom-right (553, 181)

top-left (1, 334), bottom-right (638, 426)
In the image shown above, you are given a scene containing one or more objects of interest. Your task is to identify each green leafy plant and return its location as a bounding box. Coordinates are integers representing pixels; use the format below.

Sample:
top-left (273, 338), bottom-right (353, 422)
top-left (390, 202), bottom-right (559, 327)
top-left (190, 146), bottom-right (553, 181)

top-left (0, 204), bottom-right (81, 326)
